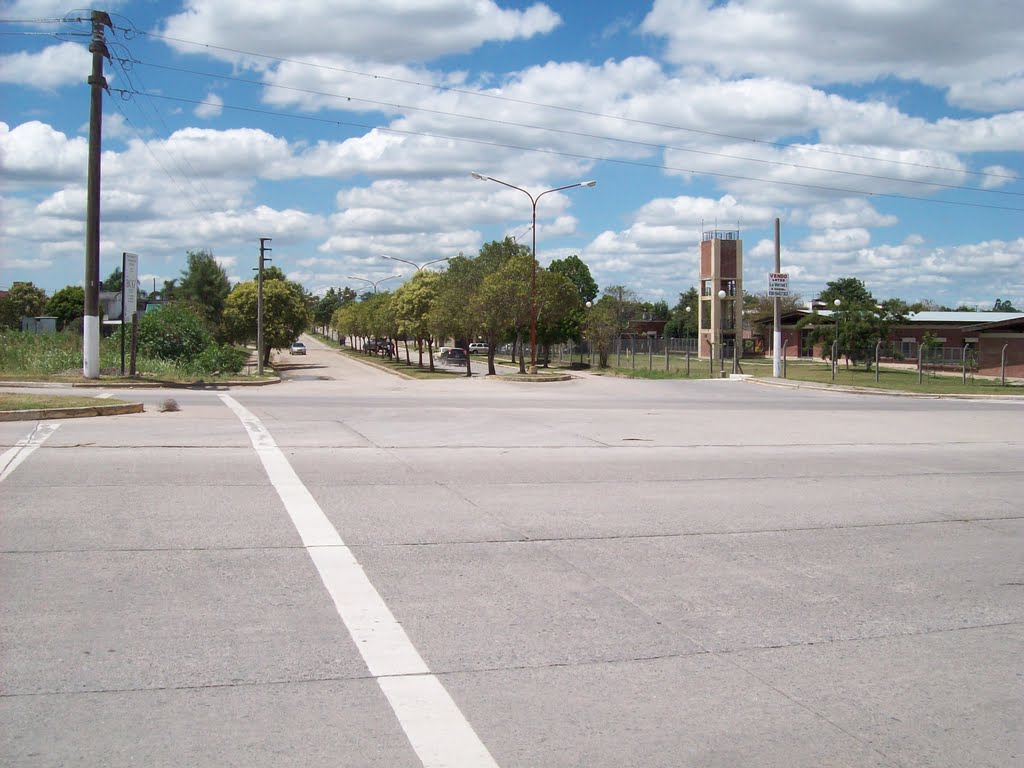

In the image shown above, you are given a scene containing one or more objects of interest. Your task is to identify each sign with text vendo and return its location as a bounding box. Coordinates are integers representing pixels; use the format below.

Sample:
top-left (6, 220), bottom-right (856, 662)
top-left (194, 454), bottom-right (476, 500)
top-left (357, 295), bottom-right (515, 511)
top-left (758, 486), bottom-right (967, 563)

top-left (123, 252), bottom-right (139, 319)
top-left (767, 272), bottom-right (789, 297)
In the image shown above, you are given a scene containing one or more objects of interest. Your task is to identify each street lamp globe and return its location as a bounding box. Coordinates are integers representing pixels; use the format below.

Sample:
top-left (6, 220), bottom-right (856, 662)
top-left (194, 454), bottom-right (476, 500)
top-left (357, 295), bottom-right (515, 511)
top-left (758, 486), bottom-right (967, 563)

top-left (585, 301), bottom-right (592, 308)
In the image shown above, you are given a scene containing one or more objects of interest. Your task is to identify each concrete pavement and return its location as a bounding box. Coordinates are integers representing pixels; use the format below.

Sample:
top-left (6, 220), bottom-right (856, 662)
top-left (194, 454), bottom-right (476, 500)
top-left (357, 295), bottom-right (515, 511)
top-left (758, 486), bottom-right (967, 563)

top-left (2, 347), bottom-right (1021, 766)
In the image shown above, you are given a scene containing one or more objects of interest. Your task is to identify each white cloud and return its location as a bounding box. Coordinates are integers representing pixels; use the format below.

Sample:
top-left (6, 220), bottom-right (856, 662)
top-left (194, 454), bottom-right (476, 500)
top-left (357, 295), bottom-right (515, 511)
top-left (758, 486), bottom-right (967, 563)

top-left (641, 0), bottom-right (1024, 110)
top-left (160, 0), bottom-right (561, 64)
top-left (194, 93), bottom-right (224, 119)
top-left (0, 121), bottom-right (87, 183)
top-left (0, 42), bottom-right (88, 90)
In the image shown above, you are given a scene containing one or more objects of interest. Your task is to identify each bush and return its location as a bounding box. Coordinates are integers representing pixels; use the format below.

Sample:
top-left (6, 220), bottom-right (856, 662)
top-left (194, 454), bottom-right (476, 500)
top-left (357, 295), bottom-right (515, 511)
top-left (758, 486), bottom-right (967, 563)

top-left (178, 343), bottom-right (249, 376)
top-left (137, 304), bottom-right (212, 361)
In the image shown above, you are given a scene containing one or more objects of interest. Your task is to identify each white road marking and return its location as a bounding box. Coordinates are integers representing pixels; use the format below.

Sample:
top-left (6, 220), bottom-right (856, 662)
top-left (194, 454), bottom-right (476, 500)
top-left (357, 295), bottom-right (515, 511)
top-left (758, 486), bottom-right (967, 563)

top-left (95, 392), bottom-right (113, 399)
top-left (220, 394), bottom-right (499, 768)
top-left (0, 423), bottom-right (61, 485)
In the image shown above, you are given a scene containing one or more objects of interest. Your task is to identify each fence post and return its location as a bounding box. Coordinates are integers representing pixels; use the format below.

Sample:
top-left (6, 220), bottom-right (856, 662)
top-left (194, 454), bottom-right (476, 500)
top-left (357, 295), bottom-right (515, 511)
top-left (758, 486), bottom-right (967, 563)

top-left (832, 341), bottom-right (837, 381)
top-left (1002, 344), bottom-right (1008, 386)
top-left (686, 350), bottom-right (691, 377)
top-left (918, 345), bottom-right (923, 384)
top-left (632, 336), bottom-right (636, 369)
top-left (665, 339), bottom-right (669, 371)
top-left (783, 345), bottom-right (787, 378)
top-left (709, 343), bottom-right (714, 377)
top-left (962, 343), bottom-right (969, 385)
top-left (875, 341), bottom-right (881, 384)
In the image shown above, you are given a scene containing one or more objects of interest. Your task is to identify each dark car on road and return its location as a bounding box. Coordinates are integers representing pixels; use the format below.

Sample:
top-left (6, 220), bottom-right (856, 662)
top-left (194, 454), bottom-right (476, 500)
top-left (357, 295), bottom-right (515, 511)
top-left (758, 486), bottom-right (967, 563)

top-left (445, 348), bottom-right (468, 365)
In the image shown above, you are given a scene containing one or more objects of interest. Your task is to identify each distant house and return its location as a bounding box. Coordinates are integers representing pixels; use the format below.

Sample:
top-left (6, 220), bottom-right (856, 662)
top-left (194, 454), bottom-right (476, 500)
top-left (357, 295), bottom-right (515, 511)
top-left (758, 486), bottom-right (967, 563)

top-left (756, 310), bottom-right (1024, 378)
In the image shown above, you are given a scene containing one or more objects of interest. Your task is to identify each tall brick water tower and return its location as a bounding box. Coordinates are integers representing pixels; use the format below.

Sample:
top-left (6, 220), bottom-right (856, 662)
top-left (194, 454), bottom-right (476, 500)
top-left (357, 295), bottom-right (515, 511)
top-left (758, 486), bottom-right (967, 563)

top-left (698, 230), bottom-right (743, 361)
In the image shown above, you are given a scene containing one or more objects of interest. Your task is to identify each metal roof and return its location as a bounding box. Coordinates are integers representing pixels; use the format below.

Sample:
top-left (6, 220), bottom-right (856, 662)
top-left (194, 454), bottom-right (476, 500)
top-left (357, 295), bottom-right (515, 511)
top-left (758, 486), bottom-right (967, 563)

top-left (906, 311), bottom-right (1024, 324)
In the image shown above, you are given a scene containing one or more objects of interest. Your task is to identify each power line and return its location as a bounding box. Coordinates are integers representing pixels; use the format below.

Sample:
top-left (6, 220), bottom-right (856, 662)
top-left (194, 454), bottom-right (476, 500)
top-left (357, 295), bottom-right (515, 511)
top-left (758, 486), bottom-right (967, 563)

top-left (108, 45), bottom-right (220, 209)
top-left (109, 87), bottom-right (1024, 213)
top-left (122, 26), bottom-right (1019, 184)
top-left (129, 57), bottom-right (1023, 199)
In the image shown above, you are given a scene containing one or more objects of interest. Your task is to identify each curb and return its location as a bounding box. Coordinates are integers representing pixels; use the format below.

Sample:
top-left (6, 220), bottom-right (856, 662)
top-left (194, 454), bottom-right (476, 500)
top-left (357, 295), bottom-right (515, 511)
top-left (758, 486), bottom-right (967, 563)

top-left (0, 377), bottom-right (280, 389)
top-left (748, 377), bottom-right (1024, 399)
top-left (0, 402), bottom-right (145, 422)
top-left (495, 373), bottom-right (575, 382)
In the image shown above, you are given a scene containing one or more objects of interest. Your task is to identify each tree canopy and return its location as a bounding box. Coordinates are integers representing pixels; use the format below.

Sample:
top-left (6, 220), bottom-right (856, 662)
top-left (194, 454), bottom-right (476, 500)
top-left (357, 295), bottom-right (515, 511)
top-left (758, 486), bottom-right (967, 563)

top-left (178, 249), bottom-right (231, 328)
top-left (221, 279), bottom-right (311, 365)
top-left (45, 285), bottom-right (85, 331)
top-left (0, 282), bottom-right (48, 329)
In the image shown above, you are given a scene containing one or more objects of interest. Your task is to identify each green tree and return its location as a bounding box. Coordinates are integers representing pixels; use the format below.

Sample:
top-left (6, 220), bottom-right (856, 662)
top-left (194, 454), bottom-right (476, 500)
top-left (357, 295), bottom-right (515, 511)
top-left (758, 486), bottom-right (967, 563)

top-left (392, 272), bottom-right (441, 368)
top-left (44, 285), bottom-right (85, 331)
top-left (993, 298), bottom-right (1019, 311)
top-left (313, 286), bottom-right (357, 335)
top-left (547, 254), bottom-right (598, 347)
top-left (100, 266), bottom-right (123, 292)
top-left (534, 268), bottom-right (583, 366)
top-left (799, 277), bottom-right (892, 369)
top-left (222, 280), bottom-right (312, 366)
top-left (475, 253), bottom-right (532, 374)
top-left (665, 287), bottom-right (699, 340)
top-left (0, 282), bottom-right (48, 329)
top-left (583, 285), bottom-right (641, 367)
top-left (179, 250), bottom-right (231, 329)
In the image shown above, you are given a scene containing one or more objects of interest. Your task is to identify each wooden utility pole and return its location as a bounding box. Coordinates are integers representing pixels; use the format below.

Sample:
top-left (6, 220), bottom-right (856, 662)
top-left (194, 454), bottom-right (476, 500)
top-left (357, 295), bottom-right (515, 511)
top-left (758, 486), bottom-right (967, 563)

top-left (83, 11), bottom-right (112, 378)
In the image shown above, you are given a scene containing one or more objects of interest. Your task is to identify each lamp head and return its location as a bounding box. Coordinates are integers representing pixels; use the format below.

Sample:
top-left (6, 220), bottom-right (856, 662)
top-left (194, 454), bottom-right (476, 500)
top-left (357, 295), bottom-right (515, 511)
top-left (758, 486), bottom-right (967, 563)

top-left (470, 172), bottom-right (487, 181)
top-left (718, 290), bottom-right (726, 299)
top-left (834, 299), bottom-right (841, 307)
top-left (585, 301), bottom-right (592, 308)
top-left (581, 180), bottom-right (597, 187)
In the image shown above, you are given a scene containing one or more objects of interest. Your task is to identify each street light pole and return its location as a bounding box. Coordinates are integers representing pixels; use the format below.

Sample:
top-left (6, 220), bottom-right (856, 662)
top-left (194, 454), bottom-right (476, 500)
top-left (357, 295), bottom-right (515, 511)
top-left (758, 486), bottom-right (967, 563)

top-left (471, 172), bottom-right (596, 375)
top-left (382, 255), bottom-right (452, 272)
top-left (348, 274), bottom-right (402, 294)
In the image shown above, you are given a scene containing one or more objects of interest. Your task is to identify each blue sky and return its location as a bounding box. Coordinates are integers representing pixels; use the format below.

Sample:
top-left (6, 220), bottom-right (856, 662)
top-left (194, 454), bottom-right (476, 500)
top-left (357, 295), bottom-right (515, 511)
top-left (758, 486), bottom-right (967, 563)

top-left (2, 0), bottom-right (1022, 309)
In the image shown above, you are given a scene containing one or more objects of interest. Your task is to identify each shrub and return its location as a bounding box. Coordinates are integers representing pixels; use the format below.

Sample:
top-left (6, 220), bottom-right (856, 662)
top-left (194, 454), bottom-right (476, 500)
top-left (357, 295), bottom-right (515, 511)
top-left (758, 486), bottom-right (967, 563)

top-left (178, 343), bottom-right (249, 376)
top-left (136, 304), bottom-right (212, 361)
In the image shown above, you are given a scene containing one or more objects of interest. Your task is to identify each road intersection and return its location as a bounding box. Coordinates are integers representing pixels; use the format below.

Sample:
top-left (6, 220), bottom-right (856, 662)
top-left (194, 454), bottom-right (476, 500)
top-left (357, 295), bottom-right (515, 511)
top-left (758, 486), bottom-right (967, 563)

top-left (2, 343), bottom-right (1021, 766)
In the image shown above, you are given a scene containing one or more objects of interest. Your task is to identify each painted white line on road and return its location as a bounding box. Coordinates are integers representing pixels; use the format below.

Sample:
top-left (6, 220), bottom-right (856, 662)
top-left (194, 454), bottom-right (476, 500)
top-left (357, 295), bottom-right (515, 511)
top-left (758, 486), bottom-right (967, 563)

top-left (0, 423), bottom-right (61, 485)
top-left (220, 394), bottom-right (499, 768)
top-left (95, 392), bottom-right (113, 399)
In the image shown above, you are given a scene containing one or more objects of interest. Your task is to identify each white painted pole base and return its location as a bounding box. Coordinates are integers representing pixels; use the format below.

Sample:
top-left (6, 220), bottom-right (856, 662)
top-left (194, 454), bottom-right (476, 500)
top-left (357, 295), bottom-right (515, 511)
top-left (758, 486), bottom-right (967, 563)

top-left (83, 315), bottom-right (100, 378)
top-left (772, 330), bottom-right (782, 378)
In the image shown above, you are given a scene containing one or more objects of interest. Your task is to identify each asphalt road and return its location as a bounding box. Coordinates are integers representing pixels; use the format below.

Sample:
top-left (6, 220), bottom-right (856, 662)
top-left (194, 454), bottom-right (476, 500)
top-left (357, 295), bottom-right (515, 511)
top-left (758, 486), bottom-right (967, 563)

top-left (2, 339), bottom-right (1022, 767)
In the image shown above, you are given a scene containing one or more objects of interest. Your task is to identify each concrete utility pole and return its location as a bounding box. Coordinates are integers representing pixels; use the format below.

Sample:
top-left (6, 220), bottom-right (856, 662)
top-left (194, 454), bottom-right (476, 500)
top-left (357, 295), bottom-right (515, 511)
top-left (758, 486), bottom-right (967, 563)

top-left (83, 11), bottom-right (112, 378)
top-left (773, 218), bottom-right (782, 378)
top-left (257, 238), bottom-right (272, 375)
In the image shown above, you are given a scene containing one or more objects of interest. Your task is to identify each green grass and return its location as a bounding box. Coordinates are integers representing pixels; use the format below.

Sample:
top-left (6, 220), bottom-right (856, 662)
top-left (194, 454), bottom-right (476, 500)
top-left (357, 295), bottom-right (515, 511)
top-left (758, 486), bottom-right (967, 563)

top-left (0, 331), bottom-right (272, 384)
top-left (0, 393), bottom-right (130, 411)
top-left (581, 351), bottom-right (1018, 393)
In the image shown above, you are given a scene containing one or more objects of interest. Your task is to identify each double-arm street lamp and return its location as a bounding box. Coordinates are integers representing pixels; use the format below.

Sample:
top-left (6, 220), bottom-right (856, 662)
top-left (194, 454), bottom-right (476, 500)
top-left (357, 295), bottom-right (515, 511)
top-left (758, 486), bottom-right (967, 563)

top-left (471, 172), bottom-right (596, 375)
top-left (381, 255), bottom-right (452, 272)
top-left (348, 274), bottom-right (402, 294)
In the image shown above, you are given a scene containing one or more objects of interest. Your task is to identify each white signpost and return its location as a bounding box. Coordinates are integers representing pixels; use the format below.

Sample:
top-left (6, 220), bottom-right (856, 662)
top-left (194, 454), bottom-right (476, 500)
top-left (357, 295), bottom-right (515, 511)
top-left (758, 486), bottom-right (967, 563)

top-left (768, 272), bottom-right (789, 297)
top-left (121, 252), bottom-right (139, 376)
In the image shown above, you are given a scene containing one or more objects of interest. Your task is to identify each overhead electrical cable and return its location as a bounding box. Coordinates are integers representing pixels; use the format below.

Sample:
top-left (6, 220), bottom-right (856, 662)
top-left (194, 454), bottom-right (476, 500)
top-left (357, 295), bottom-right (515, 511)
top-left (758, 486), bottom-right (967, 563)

top-left (109, 87), bottom-right (1024, 214)
top-left (128, 57), bottom-right (1023, 199)
top-left (122, 26), bottom-right (1019, 184)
